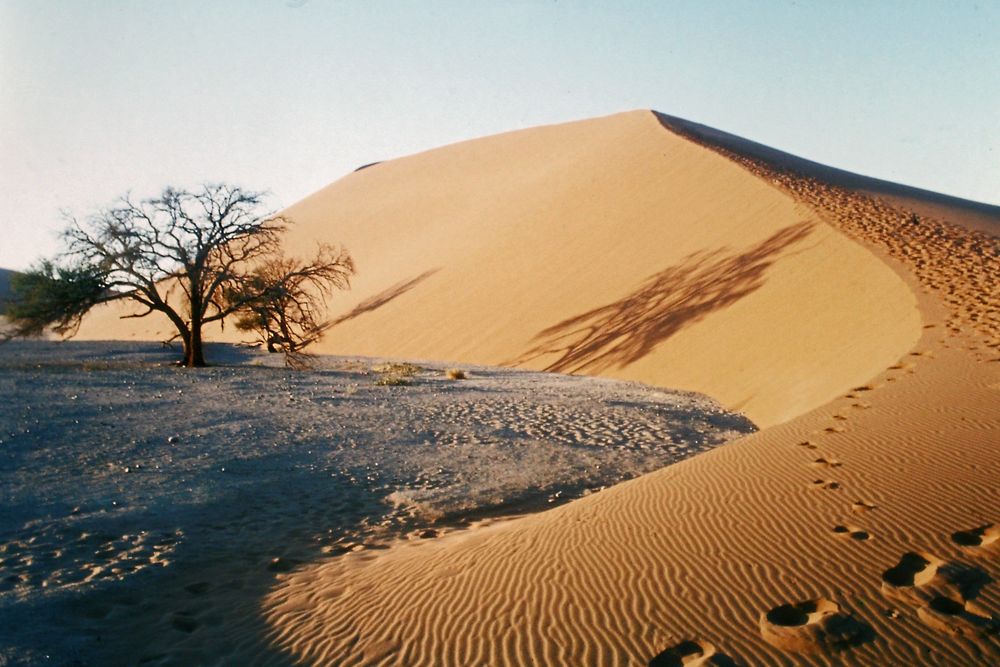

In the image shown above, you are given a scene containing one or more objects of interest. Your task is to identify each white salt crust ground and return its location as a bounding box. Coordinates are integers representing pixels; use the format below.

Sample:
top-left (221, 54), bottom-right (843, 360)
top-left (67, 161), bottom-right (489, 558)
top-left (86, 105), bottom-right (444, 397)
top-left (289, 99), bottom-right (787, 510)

top-left (0, 340), bottom-right (753, 665)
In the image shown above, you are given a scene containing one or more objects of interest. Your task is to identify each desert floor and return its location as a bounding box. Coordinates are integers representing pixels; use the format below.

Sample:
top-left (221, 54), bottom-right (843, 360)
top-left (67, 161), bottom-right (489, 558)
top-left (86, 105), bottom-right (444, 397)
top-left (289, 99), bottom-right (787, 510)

top-left (0, 341), bottom-right (751, 665)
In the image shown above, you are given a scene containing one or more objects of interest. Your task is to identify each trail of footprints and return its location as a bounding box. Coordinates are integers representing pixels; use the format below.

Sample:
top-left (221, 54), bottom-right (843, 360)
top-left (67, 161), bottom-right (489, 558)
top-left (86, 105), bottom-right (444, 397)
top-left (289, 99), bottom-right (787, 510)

top-left (670, 121), bottom-right (1000, 346)
top-left (657, 360), bottom-right (998, 662)
top-left (756, 364), bottom-right (999, 657)
top-left (654, 118), bottom-right (1000, 663)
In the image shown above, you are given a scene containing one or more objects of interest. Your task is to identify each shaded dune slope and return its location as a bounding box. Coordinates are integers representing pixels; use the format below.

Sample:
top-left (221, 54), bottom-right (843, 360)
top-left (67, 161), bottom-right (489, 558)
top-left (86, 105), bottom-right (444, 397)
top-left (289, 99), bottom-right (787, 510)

top-left (655, 112), bottom-right (1000, 237)
top-left (77, 111), bottom-right (921, 427)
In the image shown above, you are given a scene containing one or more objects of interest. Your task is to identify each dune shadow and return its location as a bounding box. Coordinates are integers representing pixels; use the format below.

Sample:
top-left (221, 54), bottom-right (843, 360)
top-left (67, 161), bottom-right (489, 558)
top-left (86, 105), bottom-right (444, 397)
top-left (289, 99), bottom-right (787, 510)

top-left (513, 221), bottom-right (816, 373)
top-left (353, 160), bottom-right (382, 172)
top-left (648, 639), bottom-right (741, 666)
top-left (1, 450), bottom-right (389, 666)
top-left (330, 268), bottom-right (440, 327)
top-left (942, 562), bottom-right (993, 601)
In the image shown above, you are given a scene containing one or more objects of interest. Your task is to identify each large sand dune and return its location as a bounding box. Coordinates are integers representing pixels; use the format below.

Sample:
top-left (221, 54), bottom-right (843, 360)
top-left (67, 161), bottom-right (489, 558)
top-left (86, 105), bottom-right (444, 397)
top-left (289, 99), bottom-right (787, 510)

top-left (70, 111), bottom-right (1000, 664)
top-left (77, 111), bottom-right (924, 428)
top-left (256, 116), bottom-right (999, 666)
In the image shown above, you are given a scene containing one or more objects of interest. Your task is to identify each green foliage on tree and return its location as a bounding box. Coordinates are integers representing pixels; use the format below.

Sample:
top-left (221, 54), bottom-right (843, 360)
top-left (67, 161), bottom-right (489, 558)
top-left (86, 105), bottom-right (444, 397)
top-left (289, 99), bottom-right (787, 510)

top-left (6, 261), bottom-right (107, 337)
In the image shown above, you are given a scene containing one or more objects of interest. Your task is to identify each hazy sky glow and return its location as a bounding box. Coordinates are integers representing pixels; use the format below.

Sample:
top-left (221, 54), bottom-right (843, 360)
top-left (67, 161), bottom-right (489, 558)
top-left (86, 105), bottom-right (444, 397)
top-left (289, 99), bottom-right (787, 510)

top-left (2, 0), bottom-right (998, 269)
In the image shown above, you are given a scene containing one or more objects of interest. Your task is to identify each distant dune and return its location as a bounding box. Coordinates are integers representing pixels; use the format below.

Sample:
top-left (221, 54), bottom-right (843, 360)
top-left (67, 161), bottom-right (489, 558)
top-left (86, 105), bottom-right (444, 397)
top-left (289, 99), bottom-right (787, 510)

top-left (77, 110), bottom-right (925, 428)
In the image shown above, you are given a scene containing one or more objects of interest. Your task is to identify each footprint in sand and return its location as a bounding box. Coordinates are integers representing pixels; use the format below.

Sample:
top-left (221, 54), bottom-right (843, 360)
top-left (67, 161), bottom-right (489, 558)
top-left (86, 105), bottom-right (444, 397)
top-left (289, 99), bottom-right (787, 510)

top-left (832, 524), bottom-right (872, 541)
top-left (822, 426), bottom-right (846, 434)
top-left (882, 551), bottom-right (997, 636)
top-left (648, 639), bottom-right (738, 666)
top-left (267, 556), bottom-right (300, 573)
top-left (951, 523), bottom-right (999, 554)
top-left (796, 441), bottom-right (818, 450)
top-left (916, 596), bottom-right (999, 639)
top-left (851, 500), bottom-right (877, 514)
top-left (171, 611), bottom-right (200, 633)
top-left (810, 479), bottom-right (842, 491)
top-left (184, 581), bottom-right (211, 596)
top-left (810, 457), bottom-right (843, 469)
top-left (881, 552), bottom-right (943, 601)
top-left (361, 639), bottom-right (401, 663)
top-left (759, 598), bottom-right (872, 653)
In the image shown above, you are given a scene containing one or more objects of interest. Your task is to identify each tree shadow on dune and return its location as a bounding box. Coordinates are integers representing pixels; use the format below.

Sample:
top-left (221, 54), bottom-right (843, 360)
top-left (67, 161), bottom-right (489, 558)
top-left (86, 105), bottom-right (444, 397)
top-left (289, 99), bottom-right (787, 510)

top-left (513, 221), bottom-right (816, 374)
top-left (330, 268), bottom-right (440, 327)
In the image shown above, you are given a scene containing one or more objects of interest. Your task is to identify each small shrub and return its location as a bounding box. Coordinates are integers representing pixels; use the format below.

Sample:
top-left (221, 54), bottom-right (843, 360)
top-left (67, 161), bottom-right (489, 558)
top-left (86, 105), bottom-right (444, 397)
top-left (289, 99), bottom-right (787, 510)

top-left (375, 374), bottom-right (411, 387)
top-left (372, 362), bottom-right (421, 377)
top-left (445, 368), bottom-right (466, 380)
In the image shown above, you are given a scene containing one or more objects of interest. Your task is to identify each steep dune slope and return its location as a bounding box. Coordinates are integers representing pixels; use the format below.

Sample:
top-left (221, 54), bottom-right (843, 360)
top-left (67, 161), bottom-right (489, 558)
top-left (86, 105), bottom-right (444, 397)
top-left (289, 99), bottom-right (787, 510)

top-left (655, 113), bottom-right (1000, 237)
top-left (77, 111), bottom-right (920, 427)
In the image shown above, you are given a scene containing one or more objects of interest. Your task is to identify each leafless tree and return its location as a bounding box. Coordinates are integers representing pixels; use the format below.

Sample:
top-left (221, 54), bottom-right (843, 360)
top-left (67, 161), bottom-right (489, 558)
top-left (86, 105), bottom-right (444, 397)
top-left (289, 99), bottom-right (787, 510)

top-left (228, 244), bottom-right (354, 360)
top-left (5, 184), bottom-right (353, 366)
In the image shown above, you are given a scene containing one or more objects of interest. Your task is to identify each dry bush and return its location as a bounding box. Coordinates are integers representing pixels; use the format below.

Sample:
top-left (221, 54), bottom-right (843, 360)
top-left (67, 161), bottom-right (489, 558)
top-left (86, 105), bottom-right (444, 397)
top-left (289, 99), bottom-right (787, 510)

top-left (372, 362), bottom-right (422, 376)
top-left (374, 374), bottom-right (412, 387)
top-left (372, 361), bottom-right (421, 386)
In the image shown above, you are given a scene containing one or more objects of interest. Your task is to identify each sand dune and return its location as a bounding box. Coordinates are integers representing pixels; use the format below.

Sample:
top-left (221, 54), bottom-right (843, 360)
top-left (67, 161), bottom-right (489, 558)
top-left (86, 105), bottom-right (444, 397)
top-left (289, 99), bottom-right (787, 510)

top-left (263, 290), bottom-right (999, 666)
top-left (256, 118), bottom-right (999, 666)
top-left (77, 111), bottom-right (922, 428)
top-left (68, 111), bottom-right (1000, 664)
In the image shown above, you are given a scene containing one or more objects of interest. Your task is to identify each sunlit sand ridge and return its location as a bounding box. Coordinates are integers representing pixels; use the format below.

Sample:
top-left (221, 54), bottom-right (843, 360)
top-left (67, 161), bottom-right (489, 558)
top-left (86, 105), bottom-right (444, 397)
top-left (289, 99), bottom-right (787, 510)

top-left (74, 111), bottom-right (999, 664)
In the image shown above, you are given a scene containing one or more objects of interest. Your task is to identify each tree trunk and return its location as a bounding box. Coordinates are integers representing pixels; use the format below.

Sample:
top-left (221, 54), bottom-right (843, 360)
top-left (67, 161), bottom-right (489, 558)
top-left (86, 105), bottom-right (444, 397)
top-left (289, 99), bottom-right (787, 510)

top-left (184, 317), bottom-right (206, 367)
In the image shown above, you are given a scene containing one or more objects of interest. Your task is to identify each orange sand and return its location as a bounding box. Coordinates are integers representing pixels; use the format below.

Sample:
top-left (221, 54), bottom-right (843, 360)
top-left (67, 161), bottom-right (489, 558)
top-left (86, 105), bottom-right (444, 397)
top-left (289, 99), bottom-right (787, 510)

top-left (75, 111), bottom-right (1000, 664)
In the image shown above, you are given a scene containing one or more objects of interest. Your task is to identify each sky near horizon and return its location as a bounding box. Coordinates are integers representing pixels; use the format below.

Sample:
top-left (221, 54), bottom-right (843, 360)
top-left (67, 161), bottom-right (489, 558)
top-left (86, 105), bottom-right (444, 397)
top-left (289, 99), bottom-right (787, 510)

top-left (1, 1), bottom-right (998, 270)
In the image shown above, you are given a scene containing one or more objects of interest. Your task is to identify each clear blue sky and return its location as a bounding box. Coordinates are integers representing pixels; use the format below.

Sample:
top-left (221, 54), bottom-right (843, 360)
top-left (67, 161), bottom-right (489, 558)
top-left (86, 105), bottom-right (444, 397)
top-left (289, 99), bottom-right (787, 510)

top-left (2, 0), bottom-right (998, 270)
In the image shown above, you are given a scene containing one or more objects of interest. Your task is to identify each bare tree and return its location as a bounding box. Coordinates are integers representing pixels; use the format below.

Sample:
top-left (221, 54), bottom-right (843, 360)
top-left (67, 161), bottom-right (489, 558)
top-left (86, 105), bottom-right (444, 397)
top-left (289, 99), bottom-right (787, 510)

top-left (228, 244), bottom-right (355, 358)
top-left (5, 184), bottom-right (353, 366)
